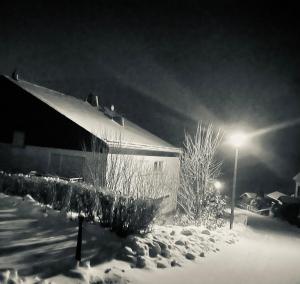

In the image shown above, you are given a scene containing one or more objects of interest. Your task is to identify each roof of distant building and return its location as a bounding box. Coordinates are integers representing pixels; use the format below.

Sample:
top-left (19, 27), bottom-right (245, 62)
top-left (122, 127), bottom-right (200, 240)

top-left (240, 192), bottom-right (257, 199)
top-left (266, 191), bottom-right (287, 201)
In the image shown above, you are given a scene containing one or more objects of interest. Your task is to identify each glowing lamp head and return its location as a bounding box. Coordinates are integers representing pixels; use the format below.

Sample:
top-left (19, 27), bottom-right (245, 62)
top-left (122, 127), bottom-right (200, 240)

top-left (228, 132), bottom-right (247, 148)
top-left (214, 181), bottom-right (222, 190)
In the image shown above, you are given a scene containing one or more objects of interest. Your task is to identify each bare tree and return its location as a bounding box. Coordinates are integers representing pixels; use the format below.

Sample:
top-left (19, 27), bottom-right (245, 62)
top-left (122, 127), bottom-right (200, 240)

top-left (178, 123), bottom-right (223, 223)
top-left (82, 135), bottom-right (107, 188)
top-left (83, 134), bottom-right (177, 205)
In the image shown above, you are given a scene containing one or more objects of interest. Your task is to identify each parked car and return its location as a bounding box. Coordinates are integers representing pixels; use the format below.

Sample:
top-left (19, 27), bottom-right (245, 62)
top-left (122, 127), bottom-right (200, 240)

top-left (237, 192), bottom-right (271, 215)
top-left (275, 196), bottom-right (300, 225)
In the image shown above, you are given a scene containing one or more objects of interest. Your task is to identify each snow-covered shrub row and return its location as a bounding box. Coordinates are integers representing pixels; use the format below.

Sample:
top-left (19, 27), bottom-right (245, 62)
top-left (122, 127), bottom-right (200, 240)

top-left (0, 172), bottom-right (161, 237)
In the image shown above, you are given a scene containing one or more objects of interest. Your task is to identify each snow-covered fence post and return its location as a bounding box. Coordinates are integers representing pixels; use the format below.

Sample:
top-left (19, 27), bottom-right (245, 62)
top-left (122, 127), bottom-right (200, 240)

top-left (75, 215), bottom-right (84, 262)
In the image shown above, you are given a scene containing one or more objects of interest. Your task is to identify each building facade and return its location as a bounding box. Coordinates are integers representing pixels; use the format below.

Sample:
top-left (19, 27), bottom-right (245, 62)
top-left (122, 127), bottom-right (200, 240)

top-left (0, 74), bottom-right (181, 211)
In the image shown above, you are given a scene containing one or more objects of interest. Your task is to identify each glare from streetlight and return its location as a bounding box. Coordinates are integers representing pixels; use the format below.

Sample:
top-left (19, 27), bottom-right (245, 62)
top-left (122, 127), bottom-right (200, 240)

top-left (214, 180), bottom-right (223, 190)
top-left (228, 131), bottom-right (247, 148)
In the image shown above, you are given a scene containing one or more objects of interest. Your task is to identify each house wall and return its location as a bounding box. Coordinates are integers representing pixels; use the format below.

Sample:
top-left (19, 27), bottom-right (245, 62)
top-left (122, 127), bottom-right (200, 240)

top-left (0, 76), bottom-right (180, 212)
top-left (106, 153), bottom-right (180, 213)
top-left (0, 142), bottom-right (91, 178)
top-left (0, 141), bottom-right (179, 213)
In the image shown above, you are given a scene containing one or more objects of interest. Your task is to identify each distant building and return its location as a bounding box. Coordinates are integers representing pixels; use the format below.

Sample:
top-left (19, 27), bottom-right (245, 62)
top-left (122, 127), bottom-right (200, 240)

top-left (293, 173), bottom-right (300, 198)
top-left (239, 192), bottom-right (257, 200)
top-left (238, 192), bottom-right (270, 213)
top-left (238, 192), bottom-right (257, 206)
top-left (0, 74), bottom-right (181, 212)
top-left (266, 191), bottom-right (287, 204)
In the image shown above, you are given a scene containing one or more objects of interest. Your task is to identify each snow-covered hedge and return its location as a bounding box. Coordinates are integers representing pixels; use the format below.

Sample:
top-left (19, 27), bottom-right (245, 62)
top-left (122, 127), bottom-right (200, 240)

top-left (0, 172), bottom-right (161, 237)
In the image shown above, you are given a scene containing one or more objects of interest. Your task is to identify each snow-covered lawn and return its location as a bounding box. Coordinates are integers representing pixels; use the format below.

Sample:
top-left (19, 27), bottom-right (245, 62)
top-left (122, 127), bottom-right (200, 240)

top-left (0, 193), bottom-right (299, 284)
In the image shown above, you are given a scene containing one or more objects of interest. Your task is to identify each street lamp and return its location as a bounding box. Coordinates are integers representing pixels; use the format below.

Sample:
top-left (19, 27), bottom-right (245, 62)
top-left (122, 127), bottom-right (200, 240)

top-left (214, 180), bottom-right (223, 191)
top-left (228, 131), bottom-right (247, 229)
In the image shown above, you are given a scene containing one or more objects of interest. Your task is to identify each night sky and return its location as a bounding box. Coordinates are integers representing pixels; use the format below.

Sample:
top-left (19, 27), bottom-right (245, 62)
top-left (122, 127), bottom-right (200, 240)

top-left (1, 0), bottom-right (300, 195)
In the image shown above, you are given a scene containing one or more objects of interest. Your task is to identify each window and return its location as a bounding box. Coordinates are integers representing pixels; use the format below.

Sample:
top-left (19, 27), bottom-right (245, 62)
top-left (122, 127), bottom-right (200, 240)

top-left (49, 153), bottom-right (61, 175)
top-left (61, 155), bottom-right (84, 177)
top-left (154, 161), bottom-right (164, 171)
top-left (49, 153), bottom-right (84, 177)
top-left (12, 131), bottom-right (25, 147)
top-left (158, 161), bottom-right (164, 171)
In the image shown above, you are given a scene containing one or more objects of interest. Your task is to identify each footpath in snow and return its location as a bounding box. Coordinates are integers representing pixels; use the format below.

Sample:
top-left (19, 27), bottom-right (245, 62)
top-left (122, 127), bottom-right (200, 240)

top-left (128, 211), bottom-right (300, 284)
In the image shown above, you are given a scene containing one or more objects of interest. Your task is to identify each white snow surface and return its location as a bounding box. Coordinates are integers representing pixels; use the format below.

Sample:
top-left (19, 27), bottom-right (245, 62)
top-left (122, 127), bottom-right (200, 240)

top-left (0, 193), bottom-right (299, 284)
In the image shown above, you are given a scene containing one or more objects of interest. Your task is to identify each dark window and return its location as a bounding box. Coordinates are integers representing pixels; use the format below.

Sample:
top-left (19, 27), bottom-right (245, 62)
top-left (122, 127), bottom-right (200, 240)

top-left (61, 155), bottom-right (84, 177)
top-left (12, 131), bottom-right (25, 147)
top-left (49, 153), bottom-right (61, 175)
top-left (48, 153), bottom-right (84, 177)
top-left (158, 161), bottom-right (164, 171)
top-left (154, 161), bottom-right (164, 171)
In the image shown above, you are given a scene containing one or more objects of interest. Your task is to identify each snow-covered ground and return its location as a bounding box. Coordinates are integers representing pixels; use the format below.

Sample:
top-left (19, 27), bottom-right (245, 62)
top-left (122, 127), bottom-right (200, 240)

top-left (128, 211), bottom-right (300, 284)
top-left (0, 193), bottom-right (299, 284)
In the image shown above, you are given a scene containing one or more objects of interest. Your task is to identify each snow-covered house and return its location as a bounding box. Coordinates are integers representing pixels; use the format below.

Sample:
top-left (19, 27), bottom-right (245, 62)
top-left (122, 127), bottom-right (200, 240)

top-left (238, 192), bottom-right (257, 205)
top-left (0, 74), bottom-right (181, 211)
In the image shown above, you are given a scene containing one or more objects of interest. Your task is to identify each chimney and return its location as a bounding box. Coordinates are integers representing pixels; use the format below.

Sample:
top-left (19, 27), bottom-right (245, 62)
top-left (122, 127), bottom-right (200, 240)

top-left (114, 116), bottom-right (125, 126)
top-left (95, 96), bottom-right (99, 109)
top-left (86, 93), bottom-right (95, 106)
top-left (12, 69), bottom-right (19, 81)
top-left (86, 93), bottom-right (103, 110)
top-left (120, 116), bottom-right (125, 126)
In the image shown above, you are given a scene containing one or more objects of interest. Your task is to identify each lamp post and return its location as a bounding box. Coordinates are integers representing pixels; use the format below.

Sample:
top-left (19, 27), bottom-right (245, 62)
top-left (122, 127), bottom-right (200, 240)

top-left (228, 132), bottom-right (247, 230)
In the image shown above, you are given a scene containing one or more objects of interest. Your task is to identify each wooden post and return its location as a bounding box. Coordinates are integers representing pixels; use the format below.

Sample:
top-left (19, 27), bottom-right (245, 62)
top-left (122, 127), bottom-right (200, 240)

top-left (296, 182), bottom-right (299, 198)
top-left (75, 215), bottom-right (84, 262)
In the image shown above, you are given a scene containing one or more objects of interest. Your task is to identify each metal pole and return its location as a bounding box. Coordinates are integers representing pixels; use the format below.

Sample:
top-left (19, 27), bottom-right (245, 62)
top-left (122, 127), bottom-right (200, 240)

top-left (230, 148), bottom-right (239, 230)
top-left (76, 215), bottom-right (84, 262)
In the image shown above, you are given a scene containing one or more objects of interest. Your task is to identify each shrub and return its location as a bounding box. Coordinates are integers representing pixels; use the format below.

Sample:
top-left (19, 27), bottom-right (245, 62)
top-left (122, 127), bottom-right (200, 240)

top-left (174, 188), bottom-right (226, 229)
top-left (111, 196), bottom-right (161, 237)
top-left (94, 191), bottom-right (161, 236)
top-left (97, 192), bottom-right (115, 227)
top-left (0, 172), bottom-right (160, 237)
top-left (178, 123), bottom-right (225, 226)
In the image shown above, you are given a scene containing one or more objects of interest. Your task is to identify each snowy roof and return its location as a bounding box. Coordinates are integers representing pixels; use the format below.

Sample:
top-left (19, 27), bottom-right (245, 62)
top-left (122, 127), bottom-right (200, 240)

top-left (240, 192), bottom-right (257, 199)
top-left (266, 191), bottom-right (287, 201)
top-left (4, 75), bottom-right (181, 154)
top-left (293, 172), bottom-right (300, 182)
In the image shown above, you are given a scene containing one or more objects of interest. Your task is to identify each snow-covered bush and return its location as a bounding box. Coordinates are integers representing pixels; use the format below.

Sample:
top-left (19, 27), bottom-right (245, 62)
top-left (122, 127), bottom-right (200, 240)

top-left (178, 123), bottom-right (226, 227)
top-left (0, 172), bottom-right (161, 236)
top-left (197, 187), bottom-right (226, 229)
top-left (174, 190), bottom-right (226, 229)
top-left (99, 194), bottom-right (161, 237)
